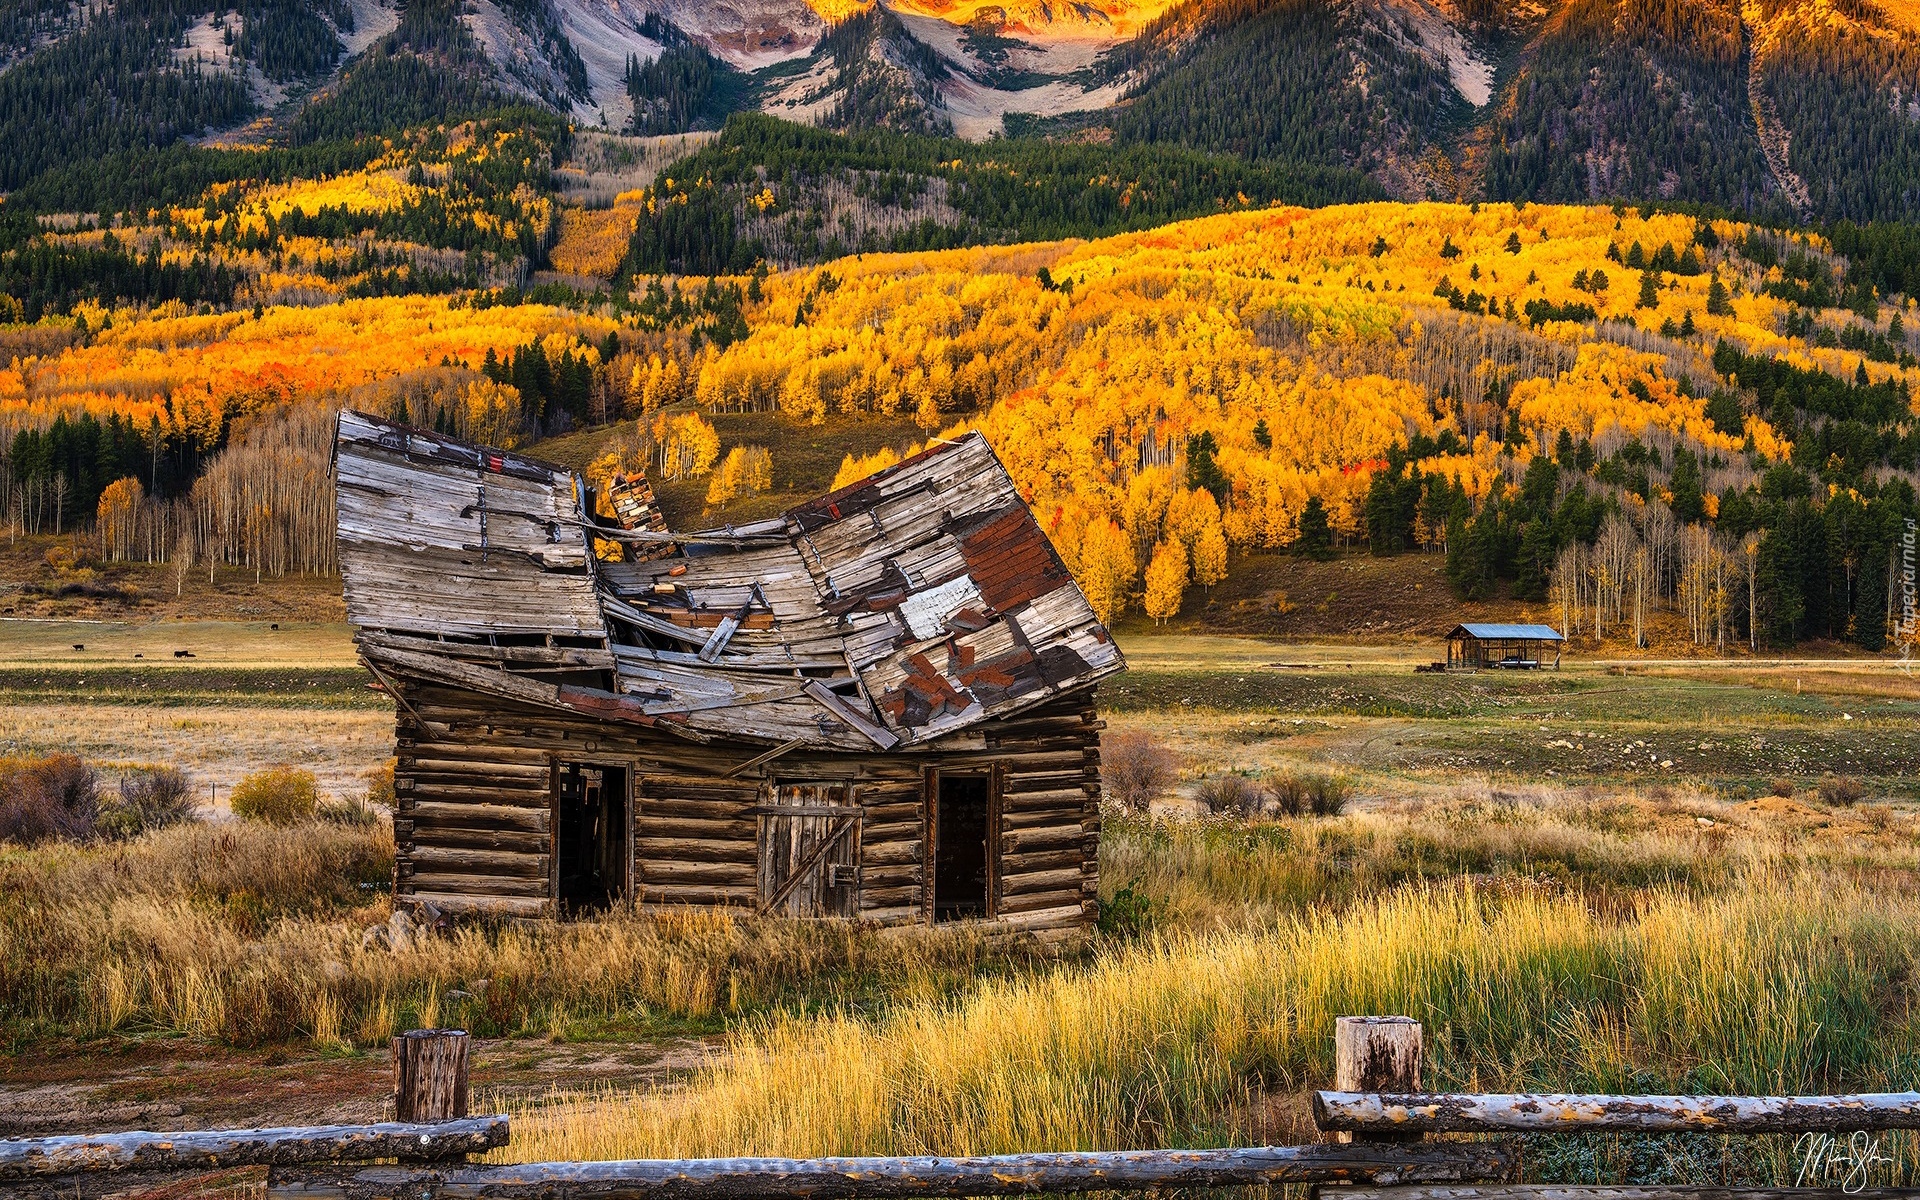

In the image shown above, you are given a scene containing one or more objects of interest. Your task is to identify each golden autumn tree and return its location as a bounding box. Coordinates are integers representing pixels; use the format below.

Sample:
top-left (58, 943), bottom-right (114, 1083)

top-left (96, 477), bottom-right (144, 562)
top-left (740, 445), bottom-right (774, 493)
top-left (1078, 518), bottom-right (1137, 625)
top-left (1143, 539), bottom-right (1188, 624)
top-left (832, 446), bottom-right (904, 489)
top-left (705, 445), bottom-right (774, 509)
top-left (1191, 520), bottom-right (1228, 592)
top-left (706, 451), bottom-right (742, 509)
top-left (652, 412), bottom-right (720, 481)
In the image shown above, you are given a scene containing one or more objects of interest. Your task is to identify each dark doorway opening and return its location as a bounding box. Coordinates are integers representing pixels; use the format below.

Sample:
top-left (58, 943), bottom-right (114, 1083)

top-left (557, 762), bottom-right (627, 915)
top-left (933, 773), bottom-right (990, 922)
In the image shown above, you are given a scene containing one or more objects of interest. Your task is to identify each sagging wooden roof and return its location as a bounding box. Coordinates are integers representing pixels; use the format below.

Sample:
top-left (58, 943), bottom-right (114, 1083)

top-left (334, 411), bottom-right (1124, 752)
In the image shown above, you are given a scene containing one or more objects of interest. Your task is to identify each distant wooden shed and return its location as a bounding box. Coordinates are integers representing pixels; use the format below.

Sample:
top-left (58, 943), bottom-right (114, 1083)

top-left (333, 412), bottom-right (1124, 936)
top-left (1444, 623), bottom-right (1565, 670)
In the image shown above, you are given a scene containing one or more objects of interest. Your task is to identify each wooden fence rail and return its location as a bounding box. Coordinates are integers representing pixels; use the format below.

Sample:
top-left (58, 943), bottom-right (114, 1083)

top-left (0, 1116), bottom-right (510, 1179)
top-left (1313, 1091), bottom-right (1920, 1136)
top-left (1336, 1182), bottom-right (1920, 1190)
top-left (264, 1144), bottom-right (1517, 1199)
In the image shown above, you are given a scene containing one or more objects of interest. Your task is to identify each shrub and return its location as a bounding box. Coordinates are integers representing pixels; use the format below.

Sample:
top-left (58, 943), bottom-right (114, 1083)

top-left (366, 758), bottom-right (397, 810)
top-left (1101, 731), bottom-right (1180, 813)
top-left (1266, 769), bottom-right (1353, 817)
top-left (229, 766), bottom-right (320, 824)
top-left (317, 797), bottom-right (380, 827)
top-left (1817, 775), bottom-right (1864, 807)
top-left (99, 766), bottom-right (197, 839)
top-left (1097, 885), bottom-right (1157, 938)
top-left (1770, 778), bottom-right (1796, 798)
top-left (1195, 773), bottom-right (1262, 817)
top-left (0, 754), bottom-right (100, 844)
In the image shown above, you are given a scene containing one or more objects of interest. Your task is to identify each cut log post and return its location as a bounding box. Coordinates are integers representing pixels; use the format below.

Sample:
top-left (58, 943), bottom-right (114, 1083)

top-left (0, 1117), bottom-right (509, 1179)
top-left (1312, 1090), bottom-right (1920, 1136)
top-left (1334, 1016), bottom-right (1424, 1145)
top-left (264, 1141), bottom-right (1517, 1199)
top-left (393, 1029), bottom-right (470, 1123)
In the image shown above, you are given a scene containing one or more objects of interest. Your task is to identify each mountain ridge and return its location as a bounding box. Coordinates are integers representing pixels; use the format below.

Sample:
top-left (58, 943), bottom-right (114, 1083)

top-left (0, 0), bottom-right (1916, 222)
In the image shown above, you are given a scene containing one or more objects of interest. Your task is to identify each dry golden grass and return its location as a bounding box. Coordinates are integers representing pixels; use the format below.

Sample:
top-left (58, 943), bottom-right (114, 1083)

top-left (0, 820), bottom-right (1032, 1047)
top-left (496, 874), bottom-right (1920, 1164)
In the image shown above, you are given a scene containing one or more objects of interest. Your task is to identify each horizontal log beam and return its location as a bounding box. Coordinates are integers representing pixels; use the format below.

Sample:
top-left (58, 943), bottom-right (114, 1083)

top-left (0, 1117), bottom-right (509, 1179)
top-left (266, 1142), bottom-right (1513, 1199)
top-left (1336, 1182), bottom-right (1920, 1190)
top-left (1312, 1091), bottom-right (1920, 1135)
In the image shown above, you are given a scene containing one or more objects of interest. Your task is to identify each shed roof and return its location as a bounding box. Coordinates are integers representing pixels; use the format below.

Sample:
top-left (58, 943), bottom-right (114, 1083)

top-left (1447, 623), bottom-right (1567, 642)
top-left (334, 412), bottom-right (1124, 751)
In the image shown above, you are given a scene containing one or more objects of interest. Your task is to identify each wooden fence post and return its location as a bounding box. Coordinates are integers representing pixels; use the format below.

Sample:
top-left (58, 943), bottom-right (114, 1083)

top-left (1333, 1016), bottom-right (1423, 1144)
top-left (393, 1029), bottom-right (469, 1123)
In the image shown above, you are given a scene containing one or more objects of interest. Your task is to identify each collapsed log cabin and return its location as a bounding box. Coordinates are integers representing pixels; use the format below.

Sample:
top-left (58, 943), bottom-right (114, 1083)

top-left (333, 411), bottom-right (1125, 935)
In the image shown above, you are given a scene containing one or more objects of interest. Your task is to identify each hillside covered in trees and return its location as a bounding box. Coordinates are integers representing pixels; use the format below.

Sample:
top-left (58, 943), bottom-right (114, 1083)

top-left (2, 0), bottom-right (1918, 222)
top-left (5, 185), bottom-right (1918, 651)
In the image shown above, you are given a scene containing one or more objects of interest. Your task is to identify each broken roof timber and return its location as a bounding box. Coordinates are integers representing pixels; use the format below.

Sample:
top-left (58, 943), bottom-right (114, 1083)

top-left (334, 412), bottom-right (1125, 752)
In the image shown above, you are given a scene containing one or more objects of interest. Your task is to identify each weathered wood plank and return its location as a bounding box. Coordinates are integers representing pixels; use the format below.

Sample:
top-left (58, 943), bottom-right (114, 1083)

top-left (408, 802), bottom-right (549, 832)
top-left (634, 837), bottom-right (756, 861)
top-left (407, 873), bottom-right (549, 898)
top-left (408, 827), bottom-right (550, 854)
top-left (639, 861), bottom-right (758, 886)
top-left (0, 1116), bottom-right (509, 1178)
top-left (410, 847), bottom-right (549, 878)
top-left (997, 868), bottom-right (1085, 897)
top-left (267, 1141), bottom-right (1513, 1198)
top-left (640, 884), bottom-right (756, 906)
top-left (1328, 1182), bottom-right (1920, 1190)
top-left (1312, 1091), bottom-right (1920, 1135)
top-left (404, 892), bottom-right (551, 918)
top-left (995, 889), bottom-right (1087, 916)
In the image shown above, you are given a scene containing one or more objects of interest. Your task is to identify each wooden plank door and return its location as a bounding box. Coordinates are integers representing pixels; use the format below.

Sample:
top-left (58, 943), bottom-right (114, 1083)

top-left (757, 783), bottom-right (861, 917)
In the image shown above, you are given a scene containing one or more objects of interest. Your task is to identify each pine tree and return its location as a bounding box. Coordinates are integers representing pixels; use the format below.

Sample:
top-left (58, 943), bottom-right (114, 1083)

top-left (1706, 274), bottom-right (1732, 316)
top-left (1637, 271), bottom-right (1661, 309)
top-left (1296, 496), bottom-right (1333, 559)
top-left (1854, 540), bottom-right (1886, 651)
top-left (1669, 448), bottom-right (1705, 522)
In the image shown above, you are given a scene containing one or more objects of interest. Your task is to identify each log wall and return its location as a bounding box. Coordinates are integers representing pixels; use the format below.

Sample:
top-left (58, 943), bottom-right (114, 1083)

top-left (388, 683), bottom-right (1102, 932)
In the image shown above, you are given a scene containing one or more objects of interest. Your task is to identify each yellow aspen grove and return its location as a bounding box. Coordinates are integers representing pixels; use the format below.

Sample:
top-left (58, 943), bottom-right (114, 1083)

top-left (740, 445), bottom-right (774, 493)
top-left (651, 412), bottom-right (720, 480)
top-left (1144, 539), bottom-right (1189, 624)
top-left (1077, 517), bottom-right (1138, 625)
top-left (95, 477), bottom-right (144, 562)
top-left (16, 197), bottom-right (1911, 607)
top-left (1191, 519), bottom-right (1229, 591)
top-left (832, 446), bottom-right (905, 489)
top-left (706, 448), bottom-right (745, 509)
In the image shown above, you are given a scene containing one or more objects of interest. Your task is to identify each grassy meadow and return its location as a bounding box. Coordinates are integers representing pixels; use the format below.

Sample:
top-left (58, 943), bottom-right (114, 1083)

top-left (2, 622), bottom-right (1918, 1185)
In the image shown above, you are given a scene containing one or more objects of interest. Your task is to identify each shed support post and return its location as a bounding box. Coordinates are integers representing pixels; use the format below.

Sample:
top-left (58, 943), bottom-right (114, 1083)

top-left (1334, 1016), bottom-right (1423, 1145)
top-left (393, 1029), bottom-right (470, 1122)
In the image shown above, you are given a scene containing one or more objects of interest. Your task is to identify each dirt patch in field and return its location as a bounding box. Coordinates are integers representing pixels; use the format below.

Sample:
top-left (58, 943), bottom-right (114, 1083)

top-left (0, 1035), bottom-right (721, 1137)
